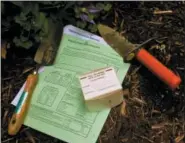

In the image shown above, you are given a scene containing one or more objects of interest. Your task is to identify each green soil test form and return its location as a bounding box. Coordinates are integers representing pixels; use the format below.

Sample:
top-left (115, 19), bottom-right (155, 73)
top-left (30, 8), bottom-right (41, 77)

top-left (14, 25), bottom-right (130, 143)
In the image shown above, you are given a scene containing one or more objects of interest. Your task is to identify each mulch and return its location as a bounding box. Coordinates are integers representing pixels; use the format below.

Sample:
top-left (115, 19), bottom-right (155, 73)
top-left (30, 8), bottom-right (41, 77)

top-left (1, 2), bottom-right (185, 143)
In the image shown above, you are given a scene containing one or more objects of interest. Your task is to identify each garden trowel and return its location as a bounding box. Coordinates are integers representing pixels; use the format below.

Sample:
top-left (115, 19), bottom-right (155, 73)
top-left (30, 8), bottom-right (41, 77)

top-left (98, 24), bottom-right (181, 90)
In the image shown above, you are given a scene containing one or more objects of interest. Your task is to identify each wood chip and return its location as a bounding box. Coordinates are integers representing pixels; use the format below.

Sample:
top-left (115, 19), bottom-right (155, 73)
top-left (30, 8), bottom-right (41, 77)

top-left (131, 97), bottom-right (147, 105)
top-left (175, 134), bottom-right (184, 143)
top-left (151, 122), bottom-right (173, 130)
top-left (148, 21), bottom-right (163, 25)
top-left (121, 138), bottom-right (129, 142)
top-left (152, 123), bottom-right (165, 130)
top-left (152, 109), bottom-right (161, 114)
top-left (153, 10), bottom-right (173, 15)
top-left (120, 100), bottom-right (127, 117)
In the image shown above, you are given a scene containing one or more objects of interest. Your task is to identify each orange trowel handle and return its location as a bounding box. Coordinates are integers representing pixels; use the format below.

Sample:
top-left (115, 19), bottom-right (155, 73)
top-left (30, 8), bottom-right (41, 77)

top-left (8, 74), bottom-right (38, 135)
top-left (136, 48), bottom-right (181, 89)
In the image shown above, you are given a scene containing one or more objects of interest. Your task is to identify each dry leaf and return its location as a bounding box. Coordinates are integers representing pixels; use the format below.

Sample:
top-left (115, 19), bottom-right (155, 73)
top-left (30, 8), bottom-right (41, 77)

top-left (1, 41), bottom-right (7, 59)
top-left (34, 19), bottom-right (61, 65)
top-left (34, 41), bottom-right (50, 64)
top-left (175, 134), bottom-right (184, 143)
top-left (43, 45), bottom-right (55, 64)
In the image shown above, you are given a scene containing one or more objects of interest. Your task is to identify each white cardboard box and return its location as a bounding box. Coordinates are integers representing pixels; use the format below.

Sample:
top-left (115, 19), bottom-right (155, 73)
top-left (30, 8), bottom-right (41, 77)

top-left (79, 67), bottom-right (123, 111)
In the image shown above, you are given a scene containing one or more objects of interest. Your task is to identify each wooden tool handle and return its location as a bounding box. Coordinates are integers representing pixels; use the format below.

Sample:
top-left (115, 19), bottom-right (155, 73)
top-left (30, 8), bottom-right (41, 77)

top-left (8, 74), bottom-right (38, 135)
top-left (136, 49), bottom-right (181, 89)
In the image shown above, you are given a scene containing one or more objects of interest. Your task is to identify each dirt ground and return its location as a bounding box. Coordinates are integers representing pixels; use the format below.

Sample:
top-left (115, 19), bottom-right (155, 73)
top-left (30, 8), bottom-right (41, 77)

top-left (1, 2), bottom-right (185, 143)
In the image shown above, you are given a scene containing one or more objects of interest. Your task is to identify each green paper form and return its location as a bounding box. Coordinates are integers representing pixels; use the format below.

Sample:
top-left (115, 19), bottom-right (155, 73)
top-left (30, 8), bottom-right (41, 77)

top-left (24, 25), bottom-right (130, 143)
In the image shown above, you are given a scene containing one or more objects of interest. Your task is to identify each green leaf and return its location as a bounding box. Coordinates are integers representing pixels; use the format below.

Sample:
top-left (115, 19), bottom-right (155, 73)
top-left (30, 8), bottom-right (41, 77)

top-left (32, 3), bottom-right (39, 15)
top-left (23, 23), bottom-right (31, 31)
top-left (21, 41), bottom-right (33, 49)
top-left (13, 37), bottom-right (33, 49)
top-left (34, 35), bottom-right (41, 42)
top-left (21, 3), bottom-right (32, 15)
top-left (11, 1), bottom-right (24, 7)
top-left (39, 29), bottom-right (48, 38)
top-left (80, 7), bottom-right (88, 14)
top-left (88, 13), bottom-right (94, 20)
top-left (96, 3), bottom-right (104, 9)
top-left (15, 12), bottom-right (27, 25)
top-left (104, 3), bottom-right (112, 11)
top-left (88, 24), bottom-right (97, 33)
top-left (76, 21), bottom-right (87, 29)
top-left (74, 7), bottom-right (82, 18)
top-left (74, 7), bottom-right (80, 14)
top-left (20, 35), bottom-right (28, 42)
top-left (42, 18), bottom-right (49, 37)
top-left (34, 12), bottom-right (47, 29)
top-left (64, 17), bottom-right (76, 25)
top-left (64, 2), bottom-right (75, 10)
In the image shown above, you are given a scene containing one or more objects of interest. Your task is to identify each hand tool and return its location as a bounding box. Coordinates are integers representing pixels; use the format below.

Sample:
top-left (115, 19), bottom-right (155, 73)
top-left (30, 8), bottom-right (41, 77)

top-left (98, 24), bottom-right (181, 90)
top-left (8, 70), bottom-right (38, 135)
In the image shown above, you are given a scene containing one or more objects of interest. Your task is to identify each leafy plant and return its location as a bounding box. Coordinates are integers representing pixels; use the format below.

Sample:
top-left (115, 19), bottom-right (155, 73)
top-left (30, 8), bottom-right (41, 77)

top-left (14, 10), bottom-right (49, 49)
top-left (74, 2), bottom-right (112, 33)
top-left (2, 2), bottom-right (49, 49)
top-left (1, 1), bottom-right (111, 51)
top-left (1, 1), bottom-right (76, 49)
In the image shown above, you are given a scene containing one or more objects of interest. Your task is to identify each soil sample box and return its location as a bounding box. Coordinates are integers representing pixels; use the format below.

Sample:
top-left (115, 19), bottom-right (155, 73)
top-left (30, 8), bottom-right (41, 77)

top-left (79, 67), bottom-right (123, 112)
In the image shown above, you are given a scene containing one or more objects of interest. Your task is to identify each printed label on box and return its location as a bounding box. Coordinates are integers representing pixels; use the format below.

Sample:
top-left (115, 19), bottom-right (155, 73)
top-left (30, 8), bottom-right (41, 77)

top-left (80, 67), bottom-right (122, 100)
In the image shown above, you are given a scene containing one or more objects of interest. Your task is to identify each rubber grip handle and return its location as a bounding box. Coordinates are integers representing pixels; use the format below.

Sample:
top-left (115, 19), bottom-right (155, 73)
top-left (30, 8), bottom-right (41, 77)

top-left (8, 74), bottom-right (38, 135)
top-left (136, 49), bottom-right (181, 89)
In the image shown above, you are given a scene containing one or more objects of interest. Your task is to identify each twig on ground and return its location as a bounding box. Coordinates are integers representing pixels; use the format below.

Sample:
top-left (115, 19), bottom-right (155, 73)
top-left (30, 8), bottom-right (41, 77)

top-left (134, 133), bottom-right (154, 143)
top-left (2, 76), bottom-right (14, 81)
top-left (153, 10), bottom-right (173, 15)
top-left (2, 137), bottom-right (16, 143)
